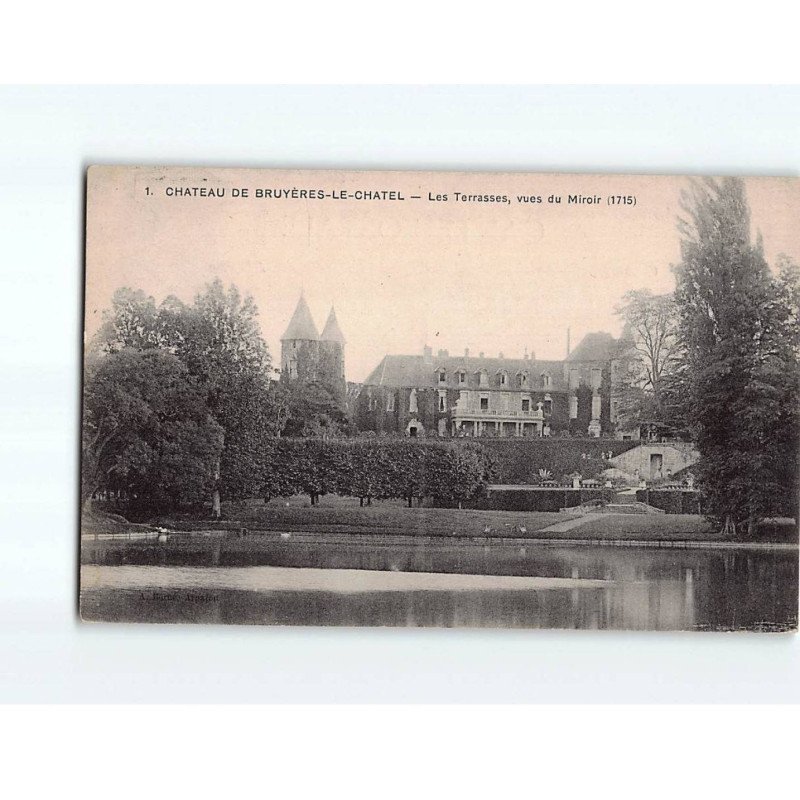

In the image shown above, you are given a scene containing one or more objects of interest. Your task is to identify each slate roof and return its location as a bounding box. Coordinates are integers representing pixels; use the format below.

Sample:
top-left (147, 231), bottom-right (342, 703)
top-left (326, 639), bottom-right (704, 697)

top-left (565, 332), bottom-right (618, 363)
top-left (281, 294), bottom-right (319, 341)
top-left (321, 307), bottom-right (346, 344)
top-left (363, 354), bottom-right (568, 391)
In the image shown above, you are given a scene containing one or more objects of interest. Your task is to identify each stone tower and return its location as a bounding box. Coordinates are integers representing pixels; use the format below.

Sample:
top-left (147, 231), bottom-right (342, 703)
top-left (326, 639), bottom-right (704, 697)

top-left (280, 293), bottom-right (320, 382)
top-left (319, 306), bottom-right (346, 400)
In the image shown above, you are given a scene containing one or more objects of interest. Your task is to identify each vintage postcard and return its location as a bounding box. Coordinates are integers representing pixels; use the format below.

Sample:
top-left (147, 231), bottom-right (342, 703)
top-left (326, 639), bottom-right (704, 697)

top-left (80, 166), bottom-right (799, 631)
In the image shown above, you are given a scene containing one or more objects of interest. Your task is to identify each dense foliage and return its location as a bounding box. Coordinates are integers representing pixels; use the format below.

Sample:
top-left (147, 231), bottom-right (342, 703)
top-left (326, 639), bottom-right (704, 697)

top-left (82, 348), bottom-right (224, 516)
top-left (84, 280), bottom-right (281, 515)
top-left (673, 177), bottom-right (800, 535)
top-left (262, 438), bottom-right (497, 507)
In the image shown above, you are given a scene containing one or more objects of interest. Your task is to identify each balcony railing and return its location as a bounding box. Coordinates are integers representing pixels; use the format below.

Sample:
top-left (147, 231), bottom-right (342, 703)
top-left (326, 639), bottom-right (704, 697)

top-left (453, 407), bottom-right (545, 419)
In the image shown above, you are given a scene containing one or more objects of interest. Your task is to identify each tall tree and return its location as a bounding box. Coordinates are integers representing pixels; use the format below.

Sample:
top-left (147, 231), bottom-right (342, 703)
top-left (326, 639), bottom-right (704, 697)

top-left (614, 289), bottom-right (680, 431)
top-left (673, 177), bottom-right (800, 535)
top-left (178, 280), bottom-right (280, 514)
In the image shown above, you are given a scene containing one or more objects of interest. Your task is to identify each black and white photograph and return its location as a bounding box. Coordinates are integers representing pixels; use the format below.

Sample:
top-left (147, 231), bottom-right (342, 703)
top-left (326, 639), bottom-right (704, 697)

top-left (79, 165), bottom-right (799, 631)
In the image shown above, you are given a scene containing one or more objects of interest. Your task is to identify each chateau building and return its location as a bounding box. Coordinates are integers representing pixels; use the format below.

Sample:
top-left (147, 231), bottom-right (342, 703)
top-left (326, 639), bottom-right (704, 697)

top-left (355, 330), bottom-right (637, 439)
top-left (280, 294), bottom-right (638, 438)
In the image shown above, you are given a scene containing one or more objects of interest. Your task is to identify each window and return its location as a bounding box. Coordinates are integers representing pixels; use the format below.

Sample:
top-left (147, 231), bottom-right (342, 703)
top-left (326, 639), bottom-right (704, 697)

top-left (543, 399), bottom-right (552, 415)
top-left (518, 371), bottom-right (528, 387)
top-left (521, 398), bottom-right (530, 412)
top-left (456, 370), bottom-right (466, 385)
top-left (409, 388), bottom-right (418, 413)
top-left (478, 370), bottom-right (488, 387)
top-left (569, 369), bottom-right (579, 389)
top-left (591, 394), bottom-right (602, 419)
top-left (386, 393), bottom-right (395, 412)
top-left (541, 372), bottom-right (551, 388)
top-left (437, 369), bottom-right (447, 384)
top-left (438, 390), bottom-right (447, 412)
top-left (498, 370), bottom-right (508, 387)
top-left (569, 396), bottom-right (578, 419)
top-left (480, 396), bottom-right (489, 411)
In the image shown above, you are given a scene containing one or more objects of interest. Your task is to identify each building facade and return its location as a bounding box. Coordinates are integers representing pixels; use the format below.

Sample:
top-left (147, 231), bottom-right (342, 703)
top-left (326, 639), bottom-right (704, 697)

top-left (279, 297), bottom-right (639, 439)
top-left (353, 331), bottom-right (636, 438)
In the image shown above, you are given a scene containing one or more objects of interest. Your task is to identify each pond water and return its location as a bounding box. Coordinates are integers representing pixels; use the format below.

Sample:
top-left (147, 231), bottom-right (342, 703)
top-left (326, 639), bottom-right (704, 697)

top-left (80, 535), bottom-right (798, 631)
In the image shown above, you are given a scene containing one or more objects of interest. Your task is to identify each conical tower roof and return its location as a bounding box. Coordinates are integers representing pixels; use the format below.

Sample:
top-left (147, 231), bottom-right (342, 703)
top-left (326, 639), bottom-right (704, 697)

top-left (281, 294), bottom-right (319, 341)
top-left (321, 306), bottom-right (345, 344)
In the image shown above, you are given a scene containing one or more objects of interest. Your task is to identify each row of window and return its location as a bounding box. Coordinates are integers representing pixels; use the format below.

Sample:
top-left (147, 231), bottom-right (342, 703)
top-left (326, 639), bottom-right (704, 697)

top-left (380, 390), bottom-right (554, 415)
top-left (437, 368), bottom-right (552, 389)
top-left (376, 390), bottom-right (601, 417)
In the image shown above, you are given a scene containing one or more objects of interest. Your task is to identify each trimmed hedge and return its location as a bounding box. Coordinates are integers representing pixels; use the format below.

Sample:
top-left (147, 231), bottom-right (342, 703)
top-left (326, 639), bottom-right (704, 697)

top-left (479, 438), bottom-right (639, 484)
top-left (261, 437), bottom-right (497, 507)
top-left (636, 489), bottom-right (703, 515)
top-left (474, 487), bottom-right (614, 512)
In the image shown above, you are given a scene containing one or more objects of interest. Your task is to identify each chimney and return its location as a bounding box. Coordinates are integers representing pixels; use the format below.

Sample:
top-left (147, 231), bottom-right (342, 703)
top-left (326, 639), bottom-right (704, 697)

top-left (499, 351), bottom-right (504, 359)
top-left (530, 349), bottom-right (536, 361)
top-left (437, 349), bottom-right (449, 358)
top-left (479, 351), bottom-right (484, 359)
top-left (423, 345), bottom-right (433, 364)
top-left (566, 327), bottom-right (571, 357)
top-left (464, 347), bottom-right (470, 357)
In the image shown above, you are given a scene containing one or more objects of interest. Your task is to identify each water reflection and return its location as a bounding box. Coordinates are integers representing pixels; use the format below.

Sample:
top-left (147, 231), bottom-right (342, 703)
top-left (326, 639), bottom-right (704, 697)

top-left (80, 537), bottom-right (798, 631)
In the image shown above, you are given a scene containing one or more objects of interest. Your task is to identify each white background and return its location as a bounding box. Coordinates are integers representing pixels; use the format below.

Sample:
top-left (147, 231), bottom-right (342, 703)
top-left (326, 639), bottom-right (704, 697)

top-left (1, 85), bottom-right (799, 706)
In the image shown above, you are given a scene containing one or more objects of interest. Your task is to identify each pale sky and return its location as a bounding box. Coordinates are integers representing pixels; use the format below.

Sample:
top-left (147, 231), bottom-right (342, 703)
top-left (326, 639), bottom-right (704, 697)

top-left (85, 167), bottom-right (800, 382)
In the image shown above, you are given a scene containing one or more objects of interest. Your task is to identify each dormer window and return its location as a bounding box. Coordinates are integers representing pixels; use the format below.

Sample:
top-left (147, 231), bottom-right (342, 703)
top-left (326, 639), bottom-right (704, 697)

top-left (498, 370), bottom-right (508, 387)
top-left (456, 369), bottom-right (466, 385)
top-left (541, 372), bottom-right (551, 388)
top-left (477, 369), bottom-right (488, 387)
top-left (517, 371), bottom-right (529, 387)
top-left (437, 368), bottom-right (447, 384)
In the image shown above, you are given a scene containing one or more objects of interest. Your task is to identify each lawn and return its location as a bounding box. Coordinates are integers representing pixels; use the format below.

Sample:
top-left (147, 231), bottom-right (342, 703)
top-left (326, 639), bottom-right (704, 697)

top-left (86, 495), bottom-right (797, 544)
top-left (160, 499), bottom-right (562, 539)
top-left (153, 495), bottom-right (723, 542)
